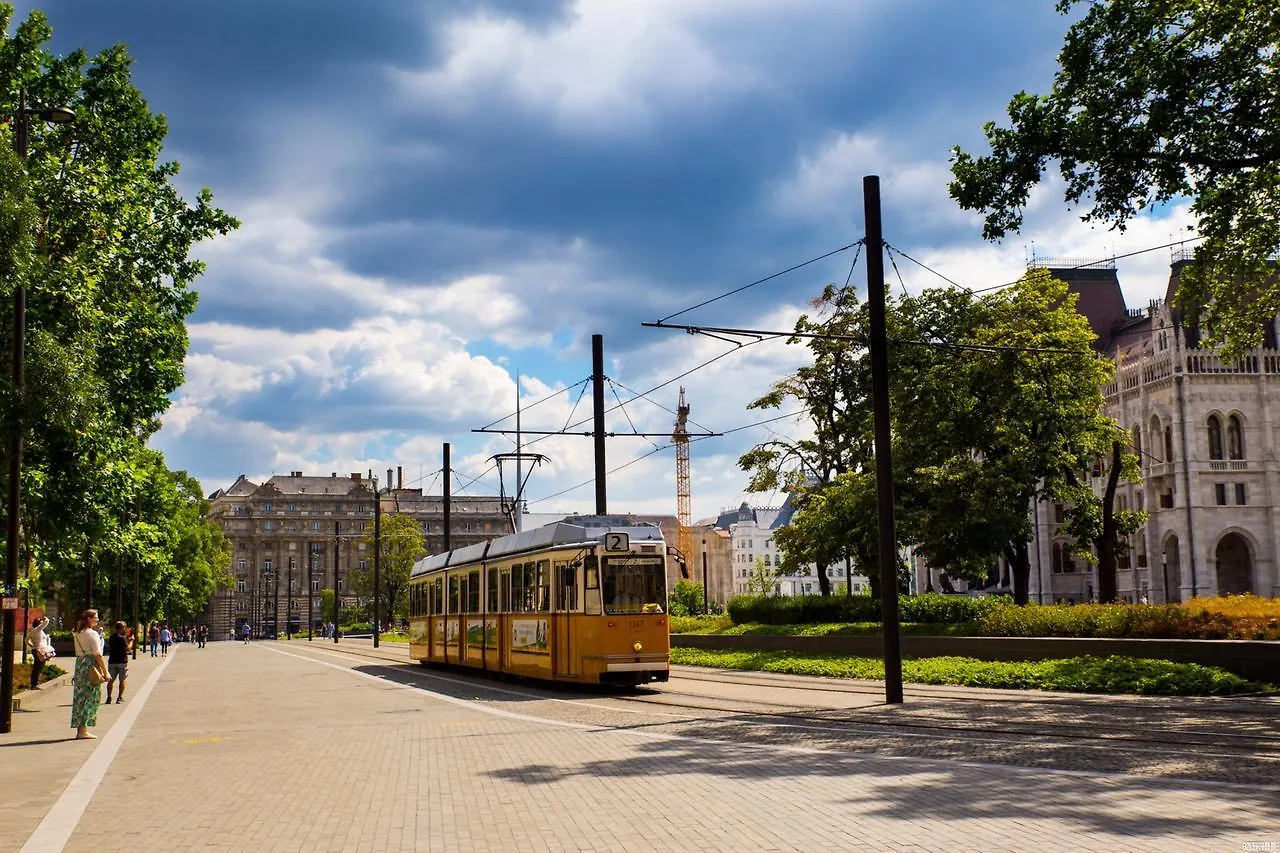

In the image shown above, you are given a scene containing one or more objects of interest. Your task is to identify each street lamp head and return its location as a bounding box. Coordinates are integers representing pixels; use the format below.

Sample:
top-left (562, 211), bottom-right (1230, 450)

top-left (39, 105), bottom-right (75, 124)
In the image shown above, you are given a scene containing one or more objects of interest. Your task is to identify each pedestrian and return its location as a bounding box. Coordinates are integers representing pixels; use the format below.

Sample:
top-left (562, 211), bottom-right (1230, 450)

top-left (149, 623), bottom-right (159, 657)
top-left (71, 609), bottom-right (109, 740)
top-left (159, 624), bottom-right (172, 656)
top-left (105, 621), bottom-right (130, 705)
top-left (25, 615), bottom-right (52, 689)
top-left (198, 624), bottom-right (208, 648)
top-left (241, 622), bottom-right (251, 644)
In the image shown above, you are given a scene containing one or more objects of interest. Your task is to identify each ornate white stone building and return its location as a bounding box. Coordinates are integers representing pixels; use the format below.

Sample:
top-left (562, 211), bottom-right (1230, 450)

top-left (1024, 258), bottom-right (1280, 603)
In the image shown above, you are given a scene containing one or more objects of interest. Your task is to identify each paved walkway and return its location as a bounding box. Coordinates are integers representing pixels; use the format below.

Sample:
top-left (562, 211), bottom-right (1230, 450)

top-left (1, 640), bottom-right (1277, 852)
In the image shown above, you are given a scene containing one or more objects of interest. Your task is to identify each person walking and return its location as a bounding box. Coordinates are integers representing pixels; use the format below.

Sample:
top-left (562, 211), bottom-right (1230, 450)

top-left (149, 623), bottom-right (159, 657)
top-left (197, 624), bottom-right (207, 648)
top-left (241, 622), bottom-right (251, 644)
top-left (26, 615), bottom-right (52, 689)
top-left (105, 621), bottom-right (130, 704)
top-left (159, 624), bottom-right (172, 656)
top-left (71, 609), bottom-right (109, 740)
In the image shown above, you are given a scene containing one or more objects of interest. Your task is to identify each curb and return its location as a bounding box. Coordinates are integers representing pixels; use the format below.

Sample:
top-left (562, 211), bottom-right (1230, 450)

top-left (10, 671), bottom-right (74, 712)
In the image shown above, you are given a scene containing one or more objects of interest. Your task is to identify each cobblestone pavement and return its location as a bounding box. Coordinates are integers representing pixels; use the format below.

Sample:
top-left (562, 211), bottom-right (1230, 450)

top-left (3, 639), bottom-right (1277, 852)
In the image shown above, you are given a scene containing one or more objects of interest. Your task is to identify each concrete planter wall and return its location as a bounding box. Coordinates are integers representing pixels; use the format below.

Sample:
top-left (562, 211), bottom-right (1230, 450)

top-left (672, 633), bottom-right (1280, 684)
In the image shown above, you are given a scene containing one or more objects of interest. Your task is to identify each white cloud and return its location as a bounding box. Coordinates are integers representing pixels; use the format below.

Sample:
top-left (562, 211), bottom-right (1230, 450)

top-left (389, 0), bottom-right (791, 134)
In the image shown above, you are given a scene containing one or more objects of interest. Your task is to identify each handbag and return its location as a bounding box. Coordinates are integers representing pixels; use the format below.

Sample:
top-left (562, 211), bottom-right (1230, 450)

top-left (75, 632), bottom-right (108, 686)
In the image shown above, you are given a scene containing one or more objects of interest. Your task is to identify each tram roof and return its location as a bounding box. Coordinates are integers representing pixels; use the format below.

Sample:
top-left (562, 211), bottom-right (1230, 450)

top-left (412, 515), bottom-right (665, 577)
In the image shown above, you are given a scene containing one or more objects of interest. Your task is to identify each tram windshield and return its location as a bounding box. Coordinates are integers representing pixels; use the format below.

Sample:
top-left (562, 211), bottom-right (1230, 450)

top-left (602, 555), bottom-right (666, 614)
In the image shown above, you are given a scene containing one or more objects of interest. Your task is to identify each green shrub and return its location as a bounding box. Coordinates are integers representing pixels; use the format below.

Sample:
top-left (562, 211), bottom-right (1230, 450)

top-left (670, 648), bottom-right (1267, 695)
top-left (727, 592), bottom-right (994, 626)
top-left (668, 614), bottom-right (733, 634)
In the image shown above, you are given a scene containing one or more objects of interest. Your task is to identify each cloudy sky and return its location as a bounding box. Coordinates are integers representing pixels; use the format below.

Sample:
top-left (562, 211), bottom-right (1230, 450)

top-left (22, 0), bottom-right (1194, 523)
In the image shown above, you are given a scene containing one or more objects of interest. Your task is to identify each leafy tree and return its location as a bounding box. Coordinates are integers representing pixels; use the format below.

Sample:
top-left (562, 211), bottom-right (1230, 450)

top-left (744, 558), bottom-right (780, 597)
top-left (0, 7), bottom-right (237, 597)
top-left (950, 0), bottom-right (1280, 351)
top-left (351, 513), bottom-right (426, 626)
top-left (739, 283), bottom-right (871, 596)
top-left (1055, 441), bottom-right (1148, 602)
top-left (668, 580), bottom-right (706, 616)
top-left (742, 271), bottom-right (1143, 605)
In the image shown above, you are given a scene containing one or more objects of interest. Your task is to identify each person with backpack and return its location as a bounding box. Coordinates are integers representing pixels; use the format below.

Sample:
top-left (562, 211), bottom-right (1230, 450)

top-left (105, 621), bottom-right (130, 704)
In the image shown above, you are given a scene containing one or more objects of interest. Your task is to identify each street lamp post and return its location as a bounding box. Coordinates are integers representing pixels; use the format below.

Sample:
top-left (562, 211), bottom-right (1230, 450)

top-left (700, 537), bottom-right (708, 615)
top-left (1, 92), bottom-right (75, 735)
top-left (1161, 556), bottom-right (1170, 605)
top-left (372, 473), bottom-right (381, 649)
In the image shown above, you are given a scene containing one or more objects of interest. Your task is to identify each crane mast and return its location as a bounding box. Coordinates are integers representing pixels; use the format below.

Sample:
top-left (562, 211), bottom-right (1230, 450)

top-left (673, 387), bottom-right (692, 574)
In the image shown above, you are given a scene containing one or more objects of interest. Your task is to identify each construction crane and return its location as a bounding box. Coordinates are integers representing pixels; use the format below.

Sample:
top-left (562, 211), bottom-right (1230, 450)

top-left (673, 386), bottom-right (692, 577)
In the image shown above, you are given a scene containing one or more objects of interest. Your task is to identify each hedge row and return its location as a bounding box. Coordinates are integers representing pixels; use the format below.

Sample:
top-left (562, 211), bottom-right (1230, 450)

top-left (670, 649), bottom-right (1268, 695)
top-left (722, 593), bottom-right (1280, 640)
top-left (725, 593), bottom-right (1002, 626)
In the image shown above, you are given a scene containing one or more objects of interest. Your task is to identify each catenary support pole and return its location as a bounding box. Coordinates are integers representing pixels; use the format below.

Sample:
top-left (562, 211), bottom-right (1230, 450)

top-left (864, 175), bottom-right (903, 705)
top-left (592, 334), bottom-right (607, 515)
top-left (308, 542), bottom-right (313, 641)
top-left (373, 473), bottom-right (381, 648)
top-left (333, 521), bottom-right (340, 643)
top-left (443, 443), bottom-right (451, 553)
top-left (701, 538), bottom-right (709, 614)
top-left (0, 102), bottom-right (25, 733)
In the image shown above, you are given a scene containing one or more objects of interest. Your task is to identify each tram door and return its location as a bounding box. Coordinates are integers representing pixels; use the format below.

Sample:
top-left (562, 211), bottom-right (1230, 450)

top-left (499, 570), bottom-right (511, 671)
top-left (553, 561), bottom-right (578, 678)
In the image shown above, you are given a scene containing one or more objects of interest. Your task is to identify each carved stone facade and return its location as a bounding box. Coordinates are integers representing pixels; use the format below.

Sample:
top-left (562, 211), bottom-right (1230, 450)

top-left (199, 471), bottom-right (508, 639)
top-left (1026, 260), bottom-right (1280, 603)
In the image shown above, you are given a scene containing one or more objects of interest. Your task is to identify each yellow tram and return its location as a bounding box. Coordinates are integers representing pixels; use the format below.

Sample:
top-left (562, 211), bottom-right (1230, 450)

top-left (406, 516), bottom-right (671, 685)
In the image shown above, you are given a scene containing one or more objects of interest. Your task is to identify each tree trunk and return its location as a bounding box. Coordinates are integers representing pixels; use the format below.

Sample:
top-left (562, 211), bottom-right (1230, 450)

top-left (1004, 540), bottom-right (1031, 606)
top-left (1095, 440), bottom-right (1123, 603)
top-left (817, 563), bottom-right (831, 596)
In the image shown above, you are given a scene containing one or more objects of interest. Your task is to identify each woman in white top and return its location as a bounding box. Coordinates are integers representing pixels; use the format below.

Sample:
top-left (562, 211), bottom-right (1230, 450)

top-left (26, 615), bottom-right (51, 689)
top-left (70, 609), bottom-right (109, 740)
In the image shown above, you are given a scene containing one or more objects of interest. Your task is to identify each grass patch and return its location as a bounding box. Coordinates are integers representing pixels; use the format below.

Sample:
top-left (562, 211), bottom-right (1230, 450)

top-left (669, 648), bottom-right (1268, 696)
top-left (10, 661), bottom-right (66, 693)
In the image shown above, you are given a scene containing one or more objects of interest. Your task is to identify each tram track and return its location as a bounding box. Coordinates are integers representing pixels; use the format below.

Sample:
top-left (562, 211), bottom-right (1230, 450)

top-left (277, 640), bottom-right (1280, 785)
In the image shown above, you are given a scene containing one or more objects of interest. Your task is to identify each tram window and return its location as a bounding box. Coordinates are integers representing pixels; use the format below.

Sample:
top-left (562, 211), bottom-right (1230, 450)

top-left (513, 563), bottom-right (533, 612)
top-left (433, 578), bottom-right (443, 615)
top-left (556, 562), bottom-right (578, 611)
top-left (536, 560), bottom-right (551, 612)
top-left (602, 556), bottom-right (666, 615)
top-left (487, 567), bottom-right (499, 612)
top-left (500, 571), bottom-right (511, 613)
top-left (448, 575), bottom-right (461, 614)
top-left (467, 570), bottom-right (481, 613)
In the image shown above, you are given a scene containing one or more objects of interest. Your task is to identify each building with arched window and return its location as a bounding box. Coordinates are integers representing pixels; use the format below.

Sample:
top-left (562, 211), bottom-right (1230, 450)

top-left (1023, 257), bottom-right (1280, 603)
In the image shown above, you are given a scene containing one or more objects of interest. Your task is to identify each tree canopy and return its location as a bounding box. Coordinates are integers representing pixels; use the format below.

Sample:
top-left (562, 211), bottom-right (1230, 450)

top-left (1, 7), bottom-right (237, 620)
top-left (352, 513), bottom-right (427, 626)
top-left (741, 271), bottom-right (1144, 604)
top-left (950, 0), bottom-right (1280, 350)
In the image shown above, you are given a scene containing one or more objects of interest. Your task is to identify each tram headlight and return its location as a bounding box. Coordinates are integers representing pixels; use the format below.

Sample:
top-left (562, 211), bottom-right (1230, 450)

top-left (633, 642), bottom-right (643, 652)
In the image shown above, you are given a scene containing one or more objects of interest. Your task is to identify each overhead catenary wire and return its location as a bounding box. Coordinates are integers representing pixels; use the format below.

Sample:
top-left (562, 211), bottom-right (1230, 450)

top-left (658, 241), bottom-right (863, 324)
top-left (479, 377), bottom-right (590, 431)
top-left (607, 379), bottom-right (662, 451)
top-left (525, 410), bottom-right (806, 507)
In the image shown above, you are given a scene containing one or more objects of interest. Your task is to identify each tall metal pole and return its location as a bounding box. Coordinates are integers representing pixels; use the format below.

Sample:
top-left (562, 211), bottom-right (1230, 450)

top-left (864, 175), bottom-right (903, 705)
top-left (373, 473), bottom-right (381, 648)
top-left (286, 556), bottom-right (293, 639)
top-left (1, 102), bottom-right (30, 733)
top-left (333, 520), bottom-right (340, 643)
top-left (515, 375), bottom-right (523, 533)
top-left (701, 537), bottom-right (709, 615)
top-left (272, 553), bottom-right (280, 639)
top-left (592, 334), bottom-right (607, 515)
top-left (307, 543), bottom-right (314, 640)
top-left (132, 561), bottom-right (139, 658)
top-left (442, 443), bottom-right (451, 553)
